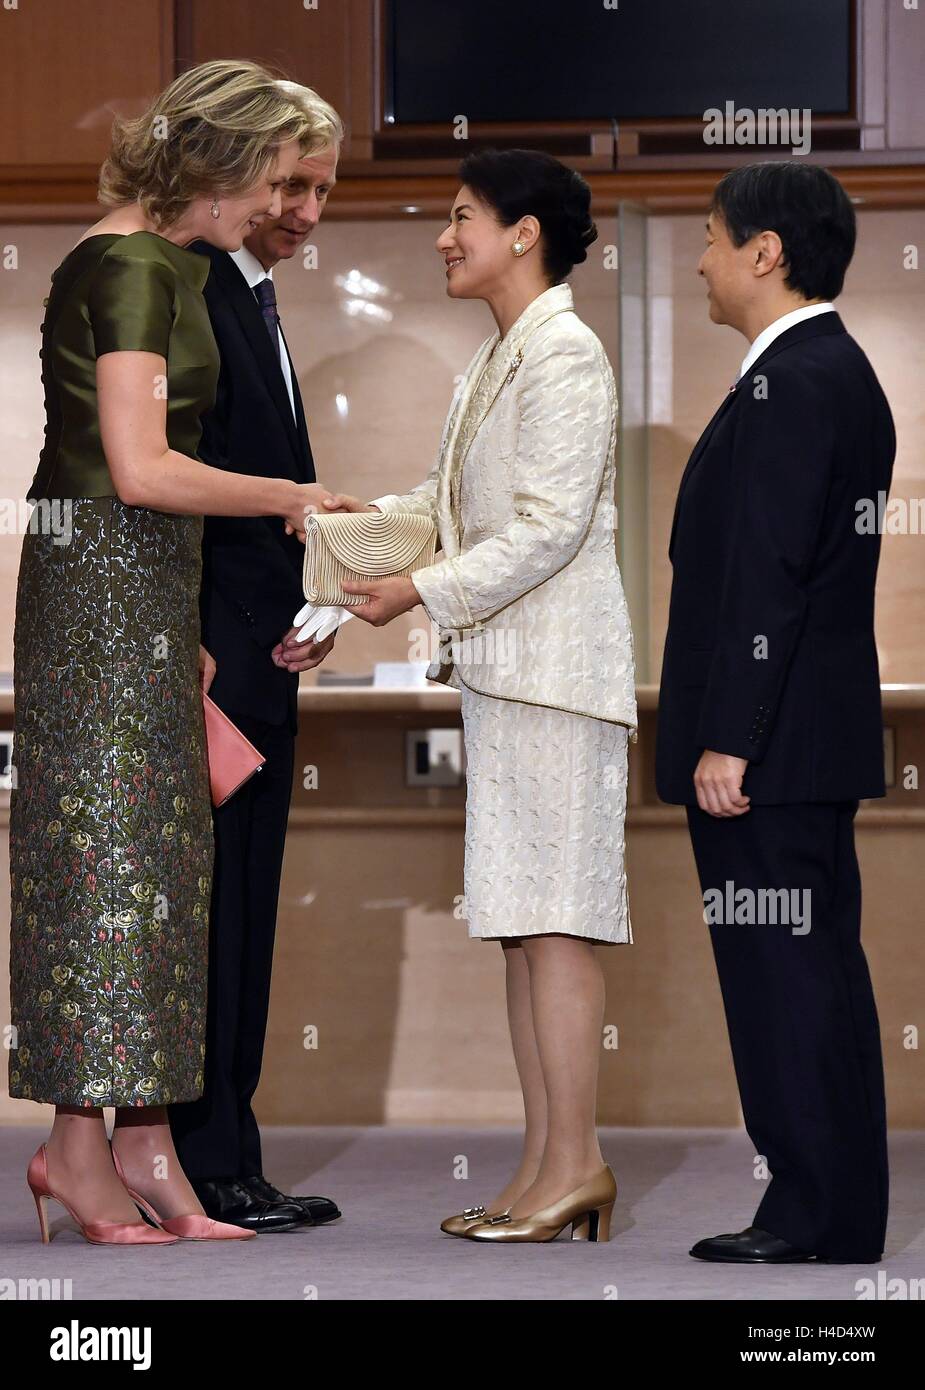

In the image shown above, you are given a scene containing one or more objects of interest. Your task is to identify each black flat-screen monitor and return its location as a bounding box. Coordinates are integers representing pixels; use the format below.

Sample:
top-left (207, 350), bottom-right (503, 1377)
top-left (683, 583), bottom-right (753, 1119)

top-left (388, 0), bottom-right (853, 123)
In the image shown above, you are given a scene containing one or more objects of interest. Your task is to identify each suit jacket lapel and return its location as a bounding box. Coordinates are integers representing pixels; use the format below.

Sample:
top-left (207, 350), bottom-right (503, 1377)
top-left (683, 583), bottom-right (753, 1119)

top-left (435, 335), bottom-right (497, 558)
top-left (460, 285), bottom-right (574, 452)
top-left (279, 323), bottom-right (313, 483)
top-left (667, 313), bottom-right (847, 560)
top-left (206, 248), bottom-right (304, 471)
top-left (440, 285), bottom-right (576, 554)
top-left (668, 385), bottom-right (742, 560)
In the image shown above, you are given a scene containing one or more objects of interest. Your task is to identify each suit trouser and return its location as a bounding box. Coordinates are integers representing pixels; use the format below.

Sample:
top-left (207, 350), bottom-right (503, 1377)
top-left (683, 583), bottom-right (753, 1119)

top-left (169, 715), bottom-right (295, 1182)
top-left (686, 801), bottom-right (889, 1261)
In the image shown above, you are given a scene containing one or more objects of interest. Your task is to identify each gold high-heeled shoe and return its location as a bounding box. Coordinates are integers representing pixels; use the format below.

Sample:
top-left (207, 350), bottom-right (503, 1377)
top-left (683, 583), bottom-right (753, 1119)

top-left (440, 1204), bottom-right (510, 1237)
top-left (463, 1166), bottom-right (617, 1243)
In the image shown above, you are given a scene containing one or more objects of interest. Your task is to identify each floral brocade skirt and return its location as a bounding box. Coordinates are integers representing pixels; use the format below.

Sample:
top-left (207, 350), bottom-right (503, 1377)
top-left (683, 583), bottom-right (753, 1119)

top-left (8, 498), bottom-right (213, 1106)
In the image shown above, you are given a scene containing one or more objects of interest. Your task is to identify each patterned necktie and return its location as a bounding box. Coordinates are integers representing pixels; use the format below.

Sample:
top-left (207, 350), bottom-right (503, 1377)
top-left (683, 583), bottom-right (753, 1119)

top-left (253, 278), bottom-right (281, 364)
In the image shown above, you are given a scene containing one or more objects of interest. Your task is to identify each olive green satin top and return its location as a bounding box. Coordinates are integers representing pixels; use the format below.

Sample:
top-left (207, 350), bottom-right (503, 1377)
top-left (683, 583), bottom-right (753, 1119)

top-left (30, 230), bottom-right (219, 501)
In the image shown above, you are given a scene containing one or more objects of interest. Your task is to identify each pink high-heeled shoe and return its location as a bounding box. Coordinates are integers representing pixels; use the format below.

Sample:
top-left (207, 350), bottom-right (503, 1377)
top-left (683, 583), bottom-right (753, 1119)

top-left (111, 1148), bottom-right (255, 1241)
top-left (27, 1145), bottom-right (179, 1246)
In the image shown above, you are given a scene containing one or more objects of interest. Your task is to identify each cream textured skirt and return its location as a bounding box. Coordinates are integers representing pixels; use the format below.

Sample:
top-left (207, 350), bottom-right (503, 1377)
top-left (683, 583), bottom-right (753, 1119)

top-left (459, 682), bottom-right (632, 943)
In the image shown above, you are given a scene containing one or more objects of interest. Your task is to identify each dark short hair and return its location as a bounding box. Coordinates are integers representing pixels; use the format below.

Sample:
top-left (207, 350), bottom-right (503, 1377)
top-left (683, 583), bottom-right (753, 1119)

top-left (711, 161), bottom-right (856, 300)
top-left (458, 148), bottom-right (597, 285)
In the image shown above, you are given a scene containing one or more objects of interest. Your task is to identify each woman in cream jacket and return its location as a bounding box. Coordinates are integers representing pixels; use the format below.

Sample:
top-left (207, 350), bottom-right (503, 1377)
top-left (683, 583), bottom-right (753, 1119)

top-left (332, 150), bottom-right (636, 1244)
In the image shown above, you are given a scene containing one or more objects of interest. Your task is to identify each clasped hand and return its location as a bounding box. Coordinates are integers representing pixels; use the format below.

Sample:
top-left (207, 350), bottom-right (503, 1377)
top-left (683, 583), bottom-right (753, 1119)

top-left (283, 486), bottom-right (375, 540)
top-left (272, 625), bottom-right (337, 672)
top-left (286, 488), bottom-right (422, 628)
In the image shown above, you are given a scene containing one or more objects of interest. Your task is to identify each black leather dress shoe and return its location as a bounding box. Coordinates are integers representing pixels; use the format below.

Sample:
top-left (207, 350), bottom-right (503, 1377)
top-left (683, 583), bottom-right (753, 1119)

top-left (243, 1175), bottom-right (341, 1226)
top-left (690, 1226), bottom-right (815, 1263)
top-left (193, 1178), bottom-right (313, 1233)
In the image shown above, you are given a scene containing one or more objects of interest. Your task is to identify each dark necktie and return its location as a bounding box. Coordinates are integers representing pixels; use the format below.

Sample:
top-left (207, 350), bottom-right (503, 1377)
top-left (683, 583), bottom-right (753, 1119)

top-left (253, 278), bottom-right (281, 364)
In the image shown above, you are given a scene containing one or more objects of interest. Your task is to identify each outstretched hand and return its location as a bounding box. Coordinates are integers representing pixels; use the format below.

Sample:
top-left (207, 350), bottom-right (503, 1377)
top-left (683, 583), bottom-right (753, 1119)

top-left (323, 494), bottom-right (380, 515)
top-left (283, 483), bottom-right (350, 540)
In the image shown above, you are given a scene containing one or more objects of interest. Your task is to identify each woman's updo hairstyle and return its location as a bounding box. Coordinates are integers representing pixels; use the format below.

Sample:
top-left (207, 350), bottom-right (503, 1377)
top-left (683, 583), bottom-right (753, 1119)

top-left (458, 148), bottom-right (598, 285)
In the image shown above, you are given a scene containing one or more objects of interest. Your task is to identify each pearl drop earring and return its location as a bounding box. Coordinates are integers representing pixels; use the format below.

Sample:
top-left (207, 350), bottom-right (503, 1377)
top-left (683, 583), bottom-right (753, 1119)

top-left (210, 200), bottom-right (221, 220)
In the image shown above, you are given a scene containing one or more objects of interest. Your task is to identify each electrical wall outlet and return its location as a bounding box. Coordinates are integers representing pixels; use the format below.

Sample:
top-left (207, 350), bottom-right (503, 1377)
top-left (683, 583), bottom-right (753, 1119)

top-left (0, 731), bottom-right (14, 791)
top-left (405, 728), bottom-right (464, 787)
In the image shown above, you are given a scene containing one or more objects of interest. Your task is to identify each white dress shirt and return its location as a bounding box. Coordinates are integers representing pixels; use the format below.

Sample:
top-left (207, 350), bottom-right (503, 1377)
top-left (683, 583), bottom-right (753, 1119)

top-left (229, 244), bottom-right (297, 422)
top-left (738, 302), bottom-right (836, 382)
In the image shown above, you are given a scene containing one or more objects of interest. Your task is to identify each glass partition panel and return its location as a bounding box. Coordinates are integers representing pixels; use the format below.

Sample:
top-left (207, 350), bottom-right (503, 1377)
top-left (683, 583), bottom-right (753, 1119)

top-left (617, 202), bottom-right (650, 683)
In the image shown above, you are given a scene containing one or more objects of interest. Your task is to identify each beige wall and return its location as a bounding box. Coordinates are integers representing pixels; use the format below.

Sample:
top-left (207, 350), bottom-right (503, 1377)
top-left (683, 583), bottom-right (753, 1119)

top-left (1, 209), bottom-right (924, 1128)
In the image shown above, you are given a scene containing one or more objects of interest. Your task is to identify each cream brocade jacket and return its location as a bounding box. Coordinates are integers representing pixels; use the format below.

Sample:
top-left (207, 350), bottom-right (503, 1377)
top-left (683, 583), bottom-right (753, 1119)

top-left (371, 282), bottom-right (637, 731)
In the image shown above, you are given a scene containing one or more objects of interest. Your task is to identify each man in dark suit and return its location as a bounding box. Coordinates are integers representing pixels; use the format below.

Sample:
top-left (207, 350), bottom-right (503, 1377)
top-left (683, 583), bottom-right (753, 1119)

top-left (168, 90), bottom-right (344, 1233)
top-left (657, 162), bottom-right (894, 1264)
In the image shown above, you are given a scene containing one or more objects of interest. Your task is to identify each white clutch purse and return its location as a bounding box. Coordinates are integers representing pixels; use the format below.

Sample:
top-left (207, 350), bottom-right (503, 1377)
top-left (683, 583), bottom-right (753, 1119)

top-left (302, 510), bottom-right (437, 607)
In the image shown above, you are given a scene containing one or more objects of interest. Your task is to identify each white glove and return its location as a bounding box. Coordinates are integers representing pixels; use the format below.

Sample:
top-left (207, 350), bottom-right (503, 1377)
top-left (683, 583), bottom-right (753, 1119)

top-left (293, 602), bottom-right (354, 644)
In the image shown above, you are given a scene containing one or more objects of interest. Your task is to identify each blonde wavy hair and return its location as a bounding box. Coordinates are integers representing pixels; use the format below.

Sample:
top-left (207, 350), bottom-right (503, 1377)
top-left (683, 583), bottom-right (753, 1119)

top-left (275, 79), bottom-right (344, 152)
top-left (98, 60), bottom-right (338, 228)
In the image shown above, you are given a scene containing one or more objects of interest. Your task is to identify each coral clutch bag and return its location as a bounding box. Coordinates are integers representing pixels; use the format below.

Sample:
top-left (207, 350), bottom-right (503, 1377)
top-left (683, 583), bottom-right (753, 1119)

top-left (202, 691), bottom-right (266, 807)
top-left (302, 511), bottom-right (437, 606)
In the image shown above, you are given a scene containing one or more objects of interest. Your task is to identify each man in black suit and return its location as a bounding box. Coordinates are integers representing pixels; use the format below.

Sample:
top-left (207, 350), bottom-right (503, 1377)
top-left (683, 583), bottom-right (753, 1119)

top-left (168, 90), bottom-right (344, 1233)
top-left (657, 162), bottom-right (894, 1264)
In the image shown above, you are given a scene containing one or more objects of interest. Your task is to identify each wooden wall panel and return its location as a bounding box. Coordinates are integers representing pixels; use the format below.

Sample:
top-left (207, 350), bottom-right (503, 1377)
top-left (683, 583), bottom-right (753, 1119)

top-left (179, 0), bottom-right (379, 160)
top-left (885, 0), bottom-right (925, 151)
top-left (0, 0), bottom-right (174, 166)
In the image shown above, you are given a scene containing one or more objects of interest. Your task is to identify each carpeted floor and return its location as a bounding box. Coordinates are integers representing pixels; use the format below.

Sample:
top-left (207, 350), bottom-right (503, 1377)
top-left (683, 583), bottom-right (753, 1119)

top-left (1, 1127), bottom-right (920, 1301)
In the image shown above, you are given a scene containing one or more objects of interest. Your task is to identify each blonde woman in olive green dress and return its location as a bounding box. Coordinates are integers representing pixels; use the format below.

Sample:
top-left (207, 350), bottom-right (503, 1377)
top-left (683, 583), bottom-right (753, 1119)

top-left (10, 61), bottom-right (338, 1245)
